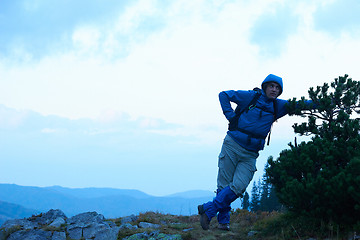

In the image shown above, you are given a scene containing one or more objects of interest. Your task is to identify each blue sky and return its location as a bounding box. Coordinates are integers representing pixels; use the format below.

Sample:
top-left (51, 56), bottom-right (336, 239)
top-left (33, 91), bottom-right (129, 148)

top-left (1, 0), bottom-right (360, 196)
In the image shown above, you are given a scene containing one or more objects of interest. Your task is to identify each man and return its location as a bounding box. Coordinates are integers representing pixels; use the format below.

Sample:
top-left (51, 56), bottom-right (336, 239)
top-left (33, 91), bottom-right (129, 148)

top-left (198, 74), bottom-right (291, 231)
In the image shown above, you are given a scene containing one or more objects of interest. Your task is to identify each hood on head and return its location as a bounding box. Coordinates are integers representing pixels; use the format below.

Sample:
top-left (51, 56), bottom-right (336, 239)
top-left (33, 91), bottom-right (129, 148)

top-left (262, 74), bottom-right (283, 96)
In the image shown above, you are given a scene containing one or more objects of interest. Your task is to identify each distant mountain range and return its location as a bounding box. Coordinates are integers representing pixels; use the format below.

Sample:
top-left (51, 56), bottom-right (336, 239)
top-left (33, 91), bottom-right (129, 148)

top-left (0, 183), bottom-right (243, 225)
top-left (0, 200), bottom-right (39, 226)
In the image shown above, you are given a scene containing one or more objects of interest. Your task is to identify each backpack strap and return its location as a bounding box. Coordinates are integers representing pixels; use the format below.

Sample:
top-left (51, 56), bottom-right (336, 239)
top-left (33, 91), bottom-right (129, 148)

top-left (241, 87), bottom-right (262, 115)
top-left (228, 88), bottom-right (262, 131)
top-left (266, 100), bottom-right (277, 145)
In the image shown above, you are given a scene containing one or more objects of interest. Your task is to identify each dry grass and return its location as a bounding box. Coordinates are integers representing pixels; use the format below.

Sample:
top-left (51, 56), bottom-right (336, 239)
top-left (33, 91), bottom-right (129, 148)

top-left (113, 209), bottom-right (360, 240)
top-left (114, 209), bottom-right (274, 240)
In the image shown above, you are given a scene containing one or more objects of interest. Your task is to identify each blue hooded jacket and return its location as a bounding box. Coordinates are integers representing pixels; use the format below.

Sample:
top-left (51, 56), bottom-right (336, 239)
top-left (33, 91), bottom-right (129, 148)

top-left (219, 74), bottom-right (288, 152)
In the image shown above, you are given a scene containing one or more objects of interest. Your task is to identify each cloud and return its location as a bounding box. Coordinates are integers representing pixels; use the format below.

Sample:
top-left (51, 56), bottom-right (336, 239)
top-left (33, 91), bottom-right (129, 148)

top-left (0, 105), bottom-right (28, 128)
top-left (313, 0), bottom-right (360, 36)
top-left (1, 1), bottom-right (360, 127)
top-left (1, 0), bottom-right (360, 134)
top-left (0, 0), bottom-right (133, 60)
top-left (250, 1), bottom-right (300, 57)
top-left (72, 27), bottom-right (101, 54)
top-left (67, 0), bottom-right (170, 60)
top-left (40, 128), bottom-right (68, 134)
top-left (0, 104), bottom-right (221, 195)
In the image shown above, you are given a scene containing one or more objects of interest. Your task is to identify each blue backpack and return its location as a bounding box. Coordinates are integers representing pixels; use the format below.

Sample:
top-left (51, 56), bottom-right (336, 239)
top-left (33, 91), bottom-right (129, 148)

top-left (228, 87), bottom-right (277, 145)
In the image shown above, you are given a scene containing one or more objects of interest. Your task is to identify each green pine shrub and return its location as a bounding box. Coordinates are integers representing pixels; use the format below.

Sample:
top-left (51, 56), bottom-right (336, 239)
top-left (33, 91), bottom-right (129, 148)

top-left (266, 74), bottom-right (360, 230)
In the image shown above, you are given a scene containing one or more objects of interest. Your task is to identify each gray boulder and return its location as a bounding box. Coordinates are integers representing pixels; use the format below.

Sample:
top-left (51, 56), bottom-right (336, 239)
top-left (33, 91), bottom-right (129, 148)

top-left (121, 214), bottom-right (138, 224)
top-left (66, 211), bottom-right (120, 240)
top-left (1, 209), bottom-right (185, 240)
top-left (138, 222), bottom-right (160, 229)
top-left (68, 211), bottom-right (105, 228)
top-left (83, 222), bottom-right (111, 239)
top-left (35, 209), bottom-right (67, 225)
top-left (94, 226), bottom-right (120, 240)
top-left (1, 219), bottom-right (39, 230)
top-left (120, 222), bottom-right (138, 230)
top-left (7, 229), bottom-right (52, 240)
top-left (49, 217), bottom-right (66, 228)
top-left (51, 231), bottom-right (66, 240)
top-left (67, 227), bottom-right (82, 240)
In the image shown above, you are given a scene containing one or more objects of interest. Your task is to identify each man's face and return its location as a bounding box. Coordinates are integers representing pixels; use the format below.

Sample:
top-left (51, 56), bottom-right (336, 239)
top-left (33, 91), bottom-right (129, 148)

top-left (265, 82), bottom-right (281, 100)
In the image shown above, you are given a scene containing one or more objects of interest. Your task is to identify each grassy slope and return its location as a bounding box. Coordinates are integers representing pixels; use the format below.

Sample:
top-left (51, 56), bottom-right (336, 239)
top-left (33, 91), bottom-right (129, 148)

top-left (111, 209), bottom-right (358, 240)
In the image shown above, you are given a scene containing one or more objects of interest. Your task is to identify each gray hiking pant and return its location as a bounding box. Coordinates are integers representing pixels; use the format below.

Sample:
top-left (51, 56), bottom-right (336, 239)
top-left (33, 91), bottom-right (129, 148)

top-left (217, 134), bottom-right (259, 197)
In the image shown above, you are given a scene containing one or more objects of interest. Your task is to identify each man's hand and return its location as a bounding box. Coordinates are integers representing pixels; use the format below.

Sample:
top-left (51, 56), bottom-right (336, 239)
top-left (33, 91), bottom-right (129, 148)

top-left (228, 115), bottom-right (238, 131)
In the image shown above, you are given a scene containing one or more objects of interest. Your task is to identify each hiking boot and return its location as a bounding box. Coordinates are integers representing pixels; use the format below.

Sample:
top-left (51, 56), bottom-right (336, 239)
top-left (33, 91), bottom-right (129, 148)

top-left (198, 205), bottom-right (210, 230)
top-left (218, 223), bottom-right (230, 231)
top-left (198, 187), bottom-right (238, 231)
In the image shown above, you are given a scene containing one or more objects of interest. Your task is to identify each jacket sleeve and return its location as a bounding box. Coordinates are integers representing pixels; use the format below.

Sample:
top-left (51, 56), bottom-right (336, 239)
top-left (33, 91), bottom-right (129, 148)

top-left (274, 99), bottom-right (289, 119)
top-left (218, 90), bottom-right (252, 121)
top-left (275, 99), bottom-right (316, 119)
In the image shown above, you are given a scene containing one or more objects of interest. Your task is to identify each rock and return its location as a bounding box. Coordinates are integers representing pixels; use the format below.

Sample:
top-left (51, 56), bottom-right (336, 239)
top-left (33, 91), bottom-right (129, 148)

top-left (248, 230), bottom-right (259, 236)
top-left (107, 220), bottom-right (117, 227)
top-left (1, 219), bottom-right (39, 230)
top-left (49, 217), bottom-right (66, 228)
top-left (51, 231), bottom-right (66, 240)
top-left (0, 210), bottom-right (181, 240)
top-left (68, 211), bottom-right (105, 228)
top-left (83, 222), bottom-right (110, 239)
top-left (120, 223), bottom-right (138, 230)
top-left (94, 226), bottom-right (120, 240)
top-left (66, 211), bottom-right (120, 240)
top-left (66, 212), bottom-right (104, 239)
top-left (138, 222), bottom-right (161, 229)
top-left (124, 232), bottom-right (150, 240)
top-left (124, 231), bottom-right (182, 240)
top-left (7, 229), bottom-right (52, 240)
top-left (35, 209), bottom-right (67, 225)
top-left (182, 228), bottom-right (193, 232)
top-left (0, 209), bottom-right (66, 233)
top-left (121, 214), bottom-right (138, 224)
top-left (67, 227), bottom-right (82, 239)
